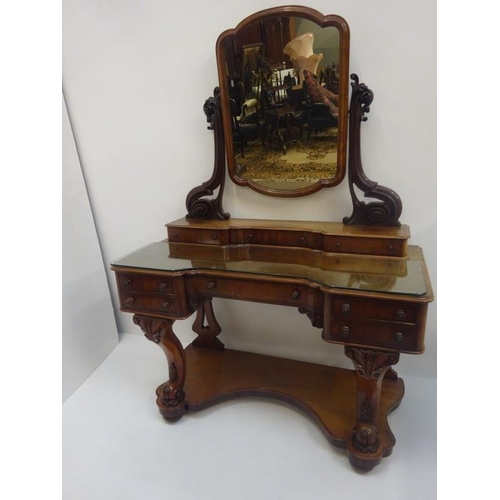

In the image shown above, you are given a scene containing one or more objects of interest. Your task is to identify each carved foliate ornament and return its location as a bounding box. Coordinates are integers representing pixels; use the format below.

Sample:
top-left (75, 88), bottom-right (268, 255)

top-left (345, 347), bottom-right (399, 379)
top-left (133, 315), bottom-right (163, 344)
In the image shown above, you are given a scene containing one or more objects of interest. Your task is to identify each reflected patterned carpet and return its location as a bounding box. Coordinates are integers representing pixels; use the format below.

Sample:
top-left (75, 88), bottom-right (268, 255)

top-left (237, 132), bottom-right (338, 183)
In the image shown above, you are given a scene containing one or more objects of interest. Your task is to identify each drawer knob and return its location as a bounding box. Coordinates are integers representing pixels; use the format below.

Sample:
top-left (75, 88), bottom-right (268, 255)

top-left (122, 278), bottom-right (131, 286)
top-left (292, 290), bottom-right (301, 299)
top-left (158, 283), bottom-right (169, 292)
top-left (124, 297), bottom-right (134, 305)
top-left (341, 303), bottom-right (351, 315)
top-left (161, 301), bottom-right (171, 309)
top-left (395, 309), bottom-right (406, 321)
top-left (340, 326), bottom-right (350, 338)
top-left (394, 332), bottom-right (405, 344)
top-left (207, 281), bottom-right (216, 290)
top-left (300, 236), bottom-right (306, 243)
top-left (212, 234), bottom-right (218, 240)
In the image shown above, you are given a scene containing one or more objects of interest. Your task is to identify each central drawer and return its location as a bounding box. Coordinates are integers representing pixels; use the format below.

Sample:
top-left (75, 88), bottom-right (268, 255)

top-left (186, 275), bottom-right (316, 307)
top-left (235, 229), bottom-right (320, 248)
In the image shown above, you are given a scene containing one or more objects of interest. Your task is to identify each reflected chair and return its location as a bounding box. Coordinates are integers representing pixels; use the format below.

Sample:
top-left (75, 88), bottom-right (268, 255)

top-left (230, 98), bottom-right (263, 158)
top-left (302, 70), bottom-right (339, 140)
top-left (306, 102), bottom-right (338, 139)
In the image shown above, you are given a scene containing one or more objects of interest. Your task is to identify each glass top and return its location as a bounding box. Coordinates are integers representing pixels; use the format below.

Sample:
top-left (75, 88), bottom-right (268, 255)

top-left (111, 240), bottom-right (427, 296)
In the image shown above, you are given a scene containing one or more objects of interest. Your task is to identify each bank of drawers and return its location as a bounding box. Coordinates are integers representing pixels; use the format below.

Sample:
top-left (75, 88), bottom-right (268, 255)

top-left (166, 226), bottom-right (407, 257)
top-left (116, 272), bottom-right (180, 317)
top-left (116, 272), bottom-right (318, 317)
top-left (116, 270), bottom-right (425, 353)
top-left (324, 296), bottom-right (425, 353)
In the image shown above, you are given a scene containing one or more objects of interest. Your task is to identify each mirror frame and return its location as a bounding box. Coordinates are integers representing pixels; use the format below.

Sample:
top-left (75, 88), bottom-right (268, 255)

top-left (216, 6), bottom-right (350, 197)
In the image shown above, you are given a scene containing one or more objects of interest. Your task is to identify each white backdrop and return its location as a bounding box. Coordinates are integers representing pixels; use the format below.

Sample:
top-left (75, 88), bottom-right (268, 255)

top-left (62, 95), bottom-right (119, 401)
top-left (62, 0), bottom-right (436, 378)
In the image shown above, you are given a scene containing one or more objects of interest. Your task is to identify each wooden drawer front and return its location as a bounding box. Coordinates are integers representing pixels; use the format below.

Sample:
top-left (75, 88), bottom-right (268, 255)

top-left (167, 227), bottom-right (230, 245)
top-left (119, 291), bottom-right (179, 316)
top-left (186, 276), bottom-right (313, 307)
top-left (323, 235), bottom-right (407, 257)
top-left (325, 319), bottom-right (422, 352)
top-left (332, 297), bottom-right (417, 324)
top-left (116, 272), bottom-right (175, 294)
top-left (235, 229), bottom-right (321, 248)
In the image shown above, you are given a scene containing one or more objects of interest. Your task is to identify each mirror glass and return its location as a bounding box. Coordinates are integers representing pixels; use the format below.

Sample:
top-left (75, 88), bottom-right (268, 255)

top-left (217, 9), bottom-right (349, 196)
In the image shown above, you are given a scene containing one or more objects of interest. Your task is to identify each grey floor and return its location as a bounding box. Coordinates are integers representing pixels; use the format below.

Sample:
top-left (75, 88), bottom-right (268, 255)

top-left (63, 334), bottom-right (437, 500)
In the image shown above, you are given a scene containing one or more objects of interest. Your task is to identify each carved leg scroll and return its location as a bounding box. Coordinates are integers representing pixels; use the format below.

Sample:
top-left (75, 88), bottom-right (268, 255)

top-left (133, 315), bottom-right (186, 421)
top-left (192, 298), bottom-right (225, 350)
top-left (344, 347), bottom-right (400, 470)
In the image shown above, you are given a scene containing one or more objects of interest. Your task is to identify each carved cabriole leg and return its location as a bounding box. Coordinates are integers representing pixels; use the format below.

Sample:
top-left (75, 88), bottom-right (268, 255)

top-left (133, 315), bottom-right (186, 421)
top-left (344, 347), bottom-right (400, 469)
top-left (192, 298), bottom-right (224, 350)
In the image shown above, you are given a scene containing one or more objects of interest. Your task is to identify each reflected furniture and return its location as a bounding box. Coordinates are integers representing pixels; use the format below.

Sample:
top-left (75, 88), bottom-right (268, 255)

top-left (306, 101), bottom-right (339, 140)
top-left (111, 5), bottom-right (433, 471)
top-left (229, 98), bottom-right (263, 158)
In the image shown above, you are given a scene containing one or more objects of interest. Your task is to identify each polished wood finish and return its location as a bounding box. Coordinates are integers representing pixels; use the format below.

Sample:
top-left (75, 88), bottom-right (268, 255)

top-left (167, 217), bottom-right (410, 258)
top-left (160, 343), bottom-right (404, 470)
top-left (216, 6), bottom-right (350, 197)
top-left (344, 75), bottom-right (403, 226)
top-left (167, 241), bottom-right (409, 275)
top-left (133, 315), bottom-right (187, 421)
top-left (111, 6), bottom-right (433, 472)
top-left (344, 346), bottom-right (400, 468)
top-left (185, 89), bottom-right (230, 220)
top-left (113, 244), bottom-right (432, 355)
top-left (112, 232), bottom-right (432, 470)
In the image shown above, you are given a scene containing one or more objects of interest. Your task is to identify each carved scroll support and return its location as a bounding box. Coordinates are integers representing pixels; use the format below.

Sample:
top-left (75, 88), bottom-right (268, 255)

top-left (133, 315), bottom-right (187, 421)
top-left (192, 298), bottom-right (225, 350)
top-left (343, 74), bottom-right (402, 226)
top-left (298, 307), bottom-right (324, 328)
top-left (185, 88), bottom-right (230, 221)
top-left (344, 346), bottom-right (400, 469)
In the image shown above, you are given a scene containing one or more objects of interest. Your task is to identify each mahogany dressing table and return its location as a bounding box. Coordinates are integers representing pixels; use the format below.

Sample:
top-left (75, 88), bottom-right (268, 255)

top-left (111, 6), bottom-right (433, 471)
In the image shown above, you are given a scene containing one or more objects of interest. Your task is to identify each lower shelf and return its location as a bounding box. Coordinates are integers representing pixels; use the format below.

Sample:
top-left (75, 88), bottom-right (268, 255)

top-left (157, 344), bottom-right (405, 469)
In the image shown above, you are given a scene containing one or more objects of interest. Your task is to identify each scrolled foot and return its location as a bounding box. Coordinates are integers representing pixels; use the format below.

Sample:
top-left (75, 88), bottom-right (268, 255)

top-left (156, 382), bottom-right (186, 422)
top-left (347, 452), bottom-right (382, 472)
top-left (160, 382), bottom-right (185, 407)
top-left (352, 422), bottom-right (379, 454)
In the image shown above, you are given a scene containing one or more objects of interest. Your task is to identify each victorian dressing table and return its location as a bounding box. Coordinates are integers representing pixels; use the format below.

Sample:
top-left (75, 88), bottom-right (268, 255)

top-left (111, 6), bottom-right (433, 471)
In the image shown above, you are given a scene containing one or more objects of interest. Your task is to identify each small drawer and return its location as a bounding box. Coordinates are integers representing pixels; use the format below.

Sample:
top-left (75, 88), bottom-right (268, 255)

top-left (237, 229), bottom-right (318, 248)
top-left (332, 297), bottom-right (417, 324)
top-left (186, 276), bottom-right (312, 307)
top-left (116, 273), bottom-right (174, 294)
top-left (167, 227), bottom-right (230, 245)
top-left (323, 235), bottom-right (407, 257)
top-left (119, 291), bottom-right (179, 316)
top-left (325, 319), bottom-right (422, 352)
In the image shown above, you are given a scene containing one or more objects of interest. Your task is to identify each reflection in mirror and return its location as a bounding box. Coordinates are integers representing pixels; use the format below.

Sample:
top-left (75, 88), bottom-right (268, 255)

top-left (220, 14), bottom-right (345, 195)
